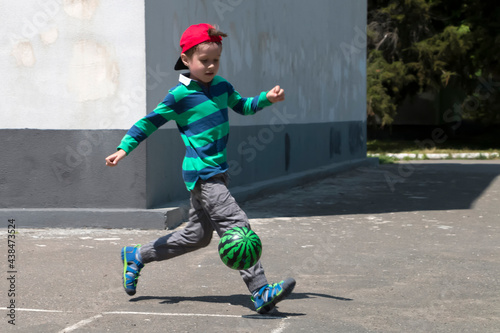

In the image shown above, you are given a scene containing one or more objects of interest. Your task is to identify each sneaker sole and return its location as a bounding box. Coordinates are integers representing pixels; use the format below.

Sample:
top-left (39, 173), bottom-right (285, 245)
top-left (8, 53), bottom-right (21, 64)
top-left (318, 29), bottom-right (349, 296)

top-left (258, 278), bottom-right (296, 314)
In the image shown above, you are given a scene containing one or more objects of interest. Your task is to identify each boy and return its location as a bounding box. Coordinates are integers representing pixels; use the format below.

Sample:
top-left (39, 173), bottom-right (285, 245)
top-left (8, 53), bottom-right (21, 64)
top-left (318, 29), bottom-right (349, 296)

top-left (105, 23), bottom-right (295, 314)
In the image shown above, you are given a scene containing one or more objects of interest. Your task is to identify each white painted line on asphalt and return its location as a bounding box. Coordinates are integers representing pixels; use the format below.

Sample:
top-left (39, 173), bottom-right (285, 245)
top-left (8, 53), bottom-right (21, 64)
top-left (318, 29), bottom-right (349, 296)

top-left (1, 307), bottom-right (284, 331)
top-left (94, 238), bottom-right (121, 241)
top-left (105, 310), bottom-right (285, 322)
top-left (104, 310), bottom-right (243, 318)
top-left (58, 314), bottom-right (103, 333)
top-left (0, 307), bottom-right (64, 313)
top-left (104, 310), bottom-right (284, 320)
top-left (1, 307), bottom-right (281, 319)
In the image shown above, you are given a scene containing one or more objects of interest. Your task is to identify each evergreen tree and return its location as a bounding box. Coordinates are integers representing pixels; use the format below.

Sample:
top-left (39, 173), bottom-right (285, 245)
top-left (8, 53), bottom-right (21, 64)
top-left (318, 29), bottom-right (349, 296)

top-left (367, 0), bottom-right (500, 127)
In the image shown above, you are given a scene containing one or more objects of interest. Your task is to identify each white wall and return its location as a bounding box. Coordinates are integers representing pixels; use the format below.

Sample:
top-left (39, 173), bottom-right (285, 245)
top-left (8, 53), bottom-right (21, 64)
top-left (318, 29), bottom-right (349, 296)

top-left (218, 0), bottom-right (367, 126)
top-left (0, 0), bottom-right (146, 130)
top-left (1, 0), bottom-right (366, 129)
top-left (144, 0), bottom-right (367, 129)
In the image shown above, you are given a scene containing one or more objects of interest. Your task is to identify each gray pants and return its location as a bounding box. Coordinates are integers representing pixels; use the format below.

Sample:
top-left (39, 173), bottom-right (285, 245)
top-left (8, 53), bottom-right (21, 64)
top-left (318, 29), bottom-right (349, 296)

top-left (140, 173), bottom-right (268, 293)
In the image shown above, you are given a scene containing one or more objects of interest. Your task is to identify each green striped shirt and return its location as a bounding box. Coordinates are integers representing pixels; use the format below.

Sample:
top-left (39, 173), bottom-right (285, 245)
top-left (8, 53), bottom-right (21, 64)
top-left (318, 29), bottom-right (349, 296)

top-left (118, 74), bottom-right (272, 191)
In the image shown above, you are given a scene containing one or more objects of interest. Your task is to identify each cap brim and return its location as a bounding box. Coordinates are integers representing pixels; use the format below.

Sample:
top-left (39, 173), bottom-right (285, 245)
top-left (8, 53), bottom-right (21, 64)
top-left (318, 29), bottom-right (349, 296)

top-left (174, 56), bottom-right (189, 70)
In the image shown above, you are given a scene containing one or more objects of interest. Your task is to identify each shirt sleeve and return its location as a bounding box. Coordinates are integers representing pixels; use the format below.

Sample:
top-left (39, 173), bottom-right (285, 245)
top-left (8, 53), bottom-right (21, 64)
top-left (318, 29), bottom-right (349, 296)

top-left (117, 101), bottom-right (176, 155)
top-left (227, 82), bottom-right (273, 115)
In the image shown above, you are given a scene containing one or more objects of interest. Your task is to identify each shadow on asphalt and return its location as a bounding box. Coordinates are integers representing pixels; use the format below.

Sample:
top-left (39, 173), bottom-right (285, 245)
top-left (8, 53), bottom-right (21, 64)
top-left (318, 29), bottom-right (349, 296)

top-left (130, 293), bottom-right (253, 309)
top-left (287, 292), bottom-right (353, 302)
top-left (130, 293), bottom-right (306, 317)
top-left (242, 162), bottom-right (500, 218)
top-left (129, 291), bottom-right (349, 315)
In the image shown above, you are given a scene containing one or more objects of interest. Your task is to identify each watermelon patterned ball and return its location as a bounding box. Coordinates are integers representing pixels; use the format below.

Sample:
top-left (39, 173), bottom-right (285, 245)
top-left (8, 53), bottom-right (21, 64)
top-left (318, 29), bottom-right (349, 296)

top-left (218, 226), bottom-right (262, 270)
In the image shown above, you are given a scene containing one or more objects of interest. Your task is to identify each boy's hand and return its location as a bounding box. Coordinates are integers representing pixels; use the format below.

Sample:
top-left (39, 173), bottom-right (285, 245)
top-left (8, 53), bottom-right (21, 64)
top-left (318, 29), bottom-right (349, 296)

top-left (105, 149), bottom-right (127, 167)
top-left (266, 85), bottom-right (285, 103)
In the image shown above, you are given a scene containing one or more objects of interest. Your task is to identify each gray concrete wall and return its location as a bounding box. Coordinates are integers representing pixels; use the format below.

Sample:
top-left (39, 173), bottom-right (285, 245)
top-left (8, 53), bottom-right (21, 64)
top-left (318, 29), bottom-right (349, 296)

top-left (143, 0), bottom-right (367, 125)
top-left (146, 120), bottom-right (367, 208)
top-left (0, 130), bottom-right (148, 209)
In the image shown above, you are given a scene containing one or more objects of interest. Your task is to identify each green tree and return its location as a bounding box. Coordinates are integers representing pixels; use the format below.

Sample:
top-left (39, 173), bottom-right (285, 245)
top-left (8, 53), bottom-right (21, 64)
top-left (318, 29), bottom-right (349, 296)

top-left (367, 0), bottom-right (500, 127)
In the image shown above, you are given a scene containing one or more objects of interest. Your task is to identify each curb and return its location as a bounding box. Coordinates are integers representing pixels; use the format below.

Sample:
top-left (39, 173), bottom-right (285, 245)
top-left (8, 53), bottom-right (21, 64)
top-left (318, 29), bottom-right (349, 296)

top-left (370, 152), bottom-right (499, 160)
top-left (0, 208), bottom-right (170, 229)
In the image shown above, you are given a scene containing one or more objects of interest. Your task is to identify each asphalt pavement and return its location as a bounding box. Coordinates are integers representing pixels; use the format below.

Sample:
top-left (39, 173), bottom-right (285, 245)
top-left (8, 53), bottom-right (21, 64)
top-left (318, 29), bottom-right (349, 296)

top-left (2, 160), bottom-right (500, 332)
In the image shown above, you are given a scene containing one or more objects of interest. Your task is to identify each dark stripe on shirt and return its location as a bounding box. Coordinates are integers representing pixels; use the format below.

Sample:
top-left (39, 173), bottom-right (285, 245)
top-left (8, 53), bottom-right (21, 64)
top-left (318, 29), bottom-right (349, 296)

top-left (177, 109), bottom-right (228, 137)
top-left (232, 98), bottom-right (246, 115)
top-left (210, 81), bottom-right (230, 98)
top-left (185, 134), bottom-right (228, 159)
top-left (145, 111), bottom-right (168, 128)
top-left (182, 162), bottom-right (229, 184)
top-left (126, 125), bottom-right (148, 143)
top-left (167, 91), bottom-right (213, 115)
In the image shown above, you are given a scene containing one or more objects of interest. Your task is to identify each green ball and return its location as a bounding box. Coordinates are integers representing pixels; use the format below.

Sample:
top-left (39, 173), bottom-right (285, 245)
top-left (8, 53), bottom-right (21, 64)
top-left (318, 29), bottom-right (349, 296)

top-left (218, 226), bottom-right (262, 270)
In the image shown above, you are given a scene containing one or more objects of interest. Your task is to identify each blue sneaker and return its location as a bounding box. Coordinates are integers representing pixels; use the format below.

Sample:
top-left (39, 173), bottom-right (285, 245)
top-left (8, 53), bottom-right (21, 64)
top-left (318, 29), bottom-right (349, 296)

top-left (121, 245), bottom-right (144, 296)
top-left (251, 278), bottom-right (296, 314)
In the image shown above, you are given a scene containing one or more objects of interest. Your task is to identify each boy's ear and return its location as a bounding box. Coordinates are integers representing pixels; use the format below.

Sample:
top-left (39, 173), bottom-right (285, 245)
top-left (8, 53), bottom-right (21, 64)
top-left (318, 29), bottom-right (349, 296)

top-left (180, 53), bottom-right (189, 67)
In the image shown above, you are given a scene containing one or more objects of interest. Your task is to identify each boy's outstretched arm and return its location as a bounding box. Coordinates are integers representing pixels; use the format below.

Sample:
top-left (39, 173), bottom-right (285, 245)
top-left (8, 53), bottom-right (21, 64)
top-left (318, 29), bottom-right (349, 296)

top-left (266, 85), bottom-right (285, 103)
top-left (105, 149), bottom-right (127, 167)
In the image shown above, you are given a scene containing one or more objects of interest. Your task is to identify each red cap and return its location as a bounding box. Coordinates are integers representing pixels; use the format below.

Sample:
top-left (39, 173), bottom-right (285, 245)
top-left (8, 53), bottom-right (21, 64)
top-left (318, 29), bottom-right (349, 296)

top-left (175, 23), bottom-right (223, 70)
top-left (180, 23), bottom-right (222, 53)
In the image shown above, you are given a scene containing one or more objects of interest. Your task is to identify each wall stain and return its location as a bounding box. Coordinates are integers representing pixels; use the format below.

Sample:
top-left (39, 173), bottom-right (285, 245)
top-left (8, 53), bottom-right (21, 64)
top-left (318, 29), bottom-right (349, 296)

top-left (12, 41), bottom-right (36, 67)
top-left (63, 0), bottom-right (99, 20)
top-left (40, 27), bottom-right (59, 45)
top-left (68, 39), bottom-right (119, 102)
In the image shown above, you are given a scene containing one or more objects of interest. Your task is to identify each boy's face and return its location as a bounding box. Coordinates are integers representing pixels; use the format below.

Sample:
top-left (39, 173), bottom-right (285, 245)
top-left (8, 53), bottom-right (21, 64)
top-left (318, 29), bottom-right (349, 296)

top-left (181, 43), bottom-right (221, 85)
